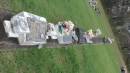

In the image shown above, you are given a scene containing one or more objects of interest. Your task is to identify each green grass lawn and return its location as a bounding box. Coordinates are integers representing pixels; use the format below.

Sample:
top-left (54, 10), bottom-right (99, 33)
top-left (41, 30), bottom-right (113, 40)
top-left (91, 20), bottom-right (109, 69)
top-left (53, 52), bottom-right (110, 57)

top-left (0, 0), bottom-right (122, 73)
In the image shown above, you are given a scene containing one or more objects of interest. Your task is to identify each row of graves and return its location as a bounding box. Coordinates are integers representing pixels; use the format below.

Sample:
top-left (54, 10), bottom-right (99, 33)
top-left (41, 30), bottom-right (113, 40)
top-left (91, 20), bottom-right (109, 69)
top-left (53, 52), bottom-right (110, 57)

top-left (3, 12), bottom-right (113, 48)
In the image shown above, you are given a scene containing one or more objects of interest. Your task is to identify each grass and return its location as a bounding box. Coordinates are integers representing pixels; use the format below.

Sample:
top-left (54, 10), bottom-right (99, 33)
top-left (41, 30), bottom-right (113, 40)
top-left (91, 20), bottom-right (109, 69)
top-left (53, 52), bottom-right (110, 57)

top-left (0, 0), bottom-right (122, 73)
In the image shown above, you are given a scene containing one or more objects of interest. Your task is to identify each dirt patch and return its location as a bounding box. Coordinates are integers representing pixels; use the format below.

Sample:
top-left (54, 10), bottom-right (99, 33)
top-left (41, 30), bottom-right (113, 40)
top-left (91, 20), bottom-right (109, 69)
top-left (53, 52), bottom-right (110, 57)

top-left (0, 9), bottom-right (12, 40)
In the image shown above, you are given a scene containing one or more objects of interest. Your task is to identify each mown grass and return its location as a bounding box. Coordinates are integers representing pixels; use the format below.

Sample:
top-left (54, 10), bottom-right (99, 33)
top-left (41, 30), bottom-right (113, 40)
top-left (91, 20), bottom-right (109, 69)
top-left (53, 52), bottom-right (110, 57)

top-left (0, 0), bottom-right (122, 73)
